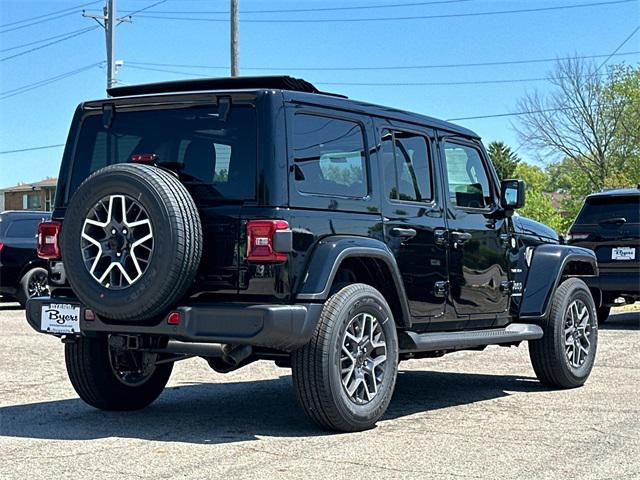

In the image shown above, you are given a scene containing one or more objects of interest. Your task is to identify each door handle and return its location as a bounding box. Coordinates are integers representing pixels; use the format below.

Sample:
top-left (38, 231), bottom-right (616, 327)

top-left (390, 227), bottom-right (417, 239)
top-left (451, 231), bottom-right (473, 246)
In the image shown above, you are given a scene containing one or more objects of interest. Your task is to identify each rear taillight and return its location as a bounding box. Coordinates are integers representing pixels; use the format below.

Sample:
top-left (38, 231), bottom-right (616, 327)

top-left (246, 220), bottom-right (290, 262)
top-left (566, 232), bottom-right (589, 242)
top-left (37, 221), bottom-right (62, 259)
top-left (0, 242), bottom-right (3, 254)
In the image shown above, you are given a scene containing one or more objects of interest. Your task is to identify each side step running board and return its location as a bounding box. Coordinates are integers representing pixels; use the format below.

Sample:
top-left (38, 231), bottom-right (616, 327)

top-left (400, 323), bottom-right (543, 353)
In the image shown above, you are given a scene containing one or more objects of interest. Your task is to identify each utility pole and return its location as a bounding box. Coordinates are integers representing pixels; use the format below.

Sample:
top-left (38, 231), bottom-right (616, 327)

top-left (84, 0), bottom-right (130, 93)
top-left (230, 0), bottom-right (239, 77)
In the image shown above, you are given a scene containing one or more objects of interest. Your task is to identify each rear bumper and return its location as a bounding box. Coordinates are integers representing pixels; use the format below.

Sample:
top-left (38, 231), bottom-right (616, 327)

top-left (26, 297), bottom-right (323, 351)
top-left (582, 270), bottom-right (640, 298)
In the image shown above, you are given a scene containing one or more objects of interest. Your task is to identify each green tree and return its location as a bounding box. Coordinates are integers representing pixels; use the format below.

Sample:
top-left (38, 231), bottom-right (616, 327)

top-left (513, 163), bottom-right (566, 233)
top-left (487, 141), bottom-right (521, 179)
top-left (516, 57), bottom-right (630, 190)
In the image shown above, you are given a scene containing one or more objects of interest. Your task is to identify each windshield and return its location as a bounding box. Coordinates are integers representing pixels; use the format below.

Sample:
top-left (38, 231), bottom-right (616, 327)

top-left (68, 104), bottom-right (257, 203)
top-left (575, 195), bottom-right (640, 225)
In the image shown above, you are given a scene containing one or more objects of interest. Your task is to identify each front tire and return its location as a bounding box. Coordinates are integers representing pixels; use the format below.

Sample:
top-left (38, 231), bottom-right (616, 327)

top-left (65, 335), bottom-right (172, 410)
top-left (292, 283), bottom-right (399, 432)
top-left (529, 278), bottom-right (598, 389)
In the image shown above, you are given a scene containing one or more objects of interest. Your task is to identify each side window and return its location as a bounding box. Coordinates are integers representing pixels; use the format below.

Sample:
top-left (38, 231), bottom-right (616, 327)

top-left (5, 219), bottom-right (40, 238)
top-left (443, 142), bottom-right (493, 209)
top-left (380, 129), bottom-right (432, 202)
top-left (292, 114), bottom-right (367, 197)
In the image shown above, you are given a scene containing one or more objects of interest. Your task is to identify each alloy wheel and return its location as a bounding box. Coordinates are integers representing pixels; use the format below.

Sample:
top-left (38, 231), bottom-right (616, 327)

top-left (108, 343), bottom-right (158, 387)
top-left (27, 270), bottom-right (49, 297)
top-left (80, 194), bottom-right (154, 289)
top-left (564, 299), bottom-right (593, 368)
top-left (340, 312), bottom-right (388, 404)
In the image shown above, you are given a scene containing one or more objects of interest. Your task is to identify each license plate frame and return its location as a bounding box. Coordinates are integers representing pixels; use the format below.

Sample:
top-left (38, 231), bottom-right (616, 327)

top-left (40, 303), bottom-right (81, 334)
top-left (611, 247), bottom-right (636, 261)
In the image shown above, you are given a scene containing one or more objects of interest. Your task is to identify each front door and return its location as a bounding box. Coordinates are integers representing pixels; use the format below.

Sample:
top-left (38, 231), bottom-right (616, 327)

top-left (440, 138), bottom-right (510, 327)
top-left (378, 122), bottom-right (448, 324)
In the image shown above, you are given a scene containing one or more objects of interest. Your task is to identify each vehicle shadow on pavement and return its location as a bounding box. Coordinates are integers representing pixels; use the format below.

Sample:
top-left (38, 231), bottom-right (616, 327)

top-left (0, 370), bottom-right (545, 443)
top-left (600, 312), bottom-right (640, 331)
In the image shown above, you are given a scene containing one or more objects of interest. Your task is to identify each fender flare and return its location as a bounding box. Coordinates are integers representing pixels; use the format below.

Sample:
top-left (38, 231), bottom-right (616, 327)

top-left (519, 244), bottom-right (598, 320)
top-left (295, 236), bottom-right (412, 327)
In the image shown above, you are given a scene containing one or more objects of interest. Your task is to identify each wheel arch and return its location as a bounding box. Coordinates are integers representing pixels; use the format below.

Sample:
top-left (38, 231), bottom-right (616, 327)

top-left (295, 236), bottom-right (412, 328)
top-left (519, 244), bottom-right (599, 321)
top-left (18, 258), bottom-right (48, 282)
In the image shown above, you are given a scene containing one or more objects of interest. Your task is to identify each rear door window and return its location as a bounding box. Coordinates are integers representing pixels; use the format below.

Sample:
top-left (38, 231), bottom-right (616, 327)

top-left (380, 130), bottom-right (432, 202)
top-left (575, 196), bottom-right (640, 224)
top-left (70, 105), bottom-right (257, 202)
top-left (292, 114), bottom-right (367, 198)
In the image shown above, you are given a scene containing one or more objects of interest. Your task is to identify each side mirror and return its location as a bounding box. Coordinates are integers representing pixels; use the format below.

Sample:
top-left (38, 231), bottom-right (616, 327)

top-left (500, 179), bottom-right (526, 210)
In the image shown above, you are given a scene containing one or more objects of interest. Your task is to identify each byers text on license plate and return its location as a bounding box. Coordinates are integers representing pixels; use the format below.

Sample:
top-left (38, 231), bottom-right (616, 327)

top-left (40, 304), bottom-right (80, 334)
top-left (612, 247), bottom-right (636, 261)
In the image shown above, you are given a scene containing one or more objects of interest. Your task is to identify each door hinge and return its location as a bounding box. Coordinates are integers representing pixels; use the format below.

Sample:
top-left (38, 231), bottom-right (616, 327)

top-left (434, 280), bottom-right (449, 298)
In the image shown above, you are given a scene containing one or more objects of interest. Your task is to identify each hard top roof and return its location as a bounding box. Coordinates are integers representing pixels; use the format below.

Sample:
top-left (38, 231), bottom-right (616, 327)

top-left (587, 187), bottom-right (640, 199)
top-left (105, 75), bottom-right (478, 139)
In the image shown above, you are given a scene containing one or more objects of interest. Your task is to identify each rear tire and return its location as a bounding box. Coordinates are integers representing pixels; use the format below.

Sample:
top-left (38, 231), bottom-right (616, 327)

top-left (529, 278), bottom-right (598, 389)
top-left (596, 306), bottom-right (611, 324)
top-left (292, 283), bottom-right (399, 432)
top-left (65, 335), bottom-right (172, 410)
top-left (16, 267), bottom-right (48, 307)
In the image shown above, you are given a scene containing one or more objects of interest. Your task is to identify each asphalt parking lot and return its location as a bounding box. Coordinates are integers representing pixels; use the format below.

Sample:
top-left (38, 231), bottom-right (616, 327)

top-left (0, 303), bottom-right (638, 480)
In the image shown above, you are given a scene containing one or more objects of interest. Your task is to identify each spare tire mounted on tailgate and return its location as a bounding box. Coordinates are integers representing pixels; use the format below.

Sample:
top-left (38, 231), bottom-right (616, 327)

top-left (61, 163), bottom-right (202, 322)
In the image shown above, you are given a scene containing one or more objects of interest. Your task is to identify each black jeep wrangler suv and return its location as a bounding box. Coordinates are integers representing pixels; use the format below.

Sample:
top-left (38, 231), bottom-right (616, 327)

top-left (27, 76), bottom-right (600, 432)
top-left (567, 187), bottom-right (639, 322)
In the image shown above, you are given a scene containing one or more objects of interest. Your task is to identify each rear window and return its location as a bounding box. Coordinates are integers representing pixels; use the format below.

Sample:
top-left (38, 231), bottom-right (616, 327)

top-left (68, 104), bottom-right (257, 202)
top-left (575, 196), bottom-right (640, 225)
top-left (292, 114), bottom-right (367, 198)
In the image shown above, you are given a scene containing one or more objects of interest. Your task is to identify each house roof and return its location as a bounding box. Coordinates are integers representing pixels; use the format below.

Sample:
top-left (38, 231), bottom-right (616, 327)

top-left (3, 177), bottom-right (57, 192)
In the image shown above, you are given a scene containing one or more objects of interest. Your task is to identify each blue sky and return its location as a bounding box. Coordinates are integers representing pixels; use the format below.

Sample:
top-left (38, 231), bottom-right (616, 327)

top-left (1, 0), bottom-right (638, 187)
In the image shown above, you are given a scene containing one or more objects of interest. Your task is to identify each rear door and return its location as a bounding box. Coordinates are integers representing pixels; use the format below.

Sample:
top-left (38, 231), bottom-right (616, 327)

top-left (570, 194), bottom-right (640, 273)
top-left (377, 120), bottom-right (448, 324)
top-left (67, 100), bottom-right (259, 295)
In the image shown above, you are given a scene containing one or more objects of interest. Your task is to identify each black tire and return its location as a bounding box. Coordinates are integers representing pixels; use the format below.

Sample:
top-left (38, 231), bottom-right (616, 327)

top-left (292, 283), bottom-right (399, 432)
top-left (61, 164), bottom-right (202, 322)
top-left (529, 278), bottom-right (598, 389)
top-left (16, 267), bottom-right (48, 307)
top-left (596, 306), bottom-right (611, 324)
top-left (65, 335), bottom-right (172, 411)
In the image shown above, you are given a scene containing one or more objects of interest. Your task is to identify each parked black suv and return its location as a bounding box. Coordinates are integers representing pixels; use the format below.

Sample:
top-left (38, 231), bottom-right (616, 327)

top-left (567, 188), bottom-right (640, 322)
top-left (0, 210), bottom-right (50, 306)
top-left (26, 76), bottom-right (600, 432)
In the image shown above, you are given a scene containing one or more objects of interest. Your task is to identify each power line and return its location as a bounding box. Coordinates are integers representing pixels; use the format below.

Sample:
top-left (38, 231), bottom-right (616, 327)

top-left (134, 0), bottom-right (635, 23)
top-left (0, 63), bottom-right (103, 100)
top-left (317, 74), bottom-right (610, 87)
top-left (0, 144), bottom-right (65, 155)
top-left (122, 0), bottom-right (476, 15)
top-left (123, 0), bottom-right (169, 20)
top-left (123, 64), bottom-right (611, 87)
top-left (0, 1), bottom-right (101, 28)
top-left (0, 26), bottom-right (99, 62)
top-left (126, 51), bottom-right (640, 72)
top-left (597, 25), bottom-right (640, 70)
top-left (0, 26), bottom-right (99, 53)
